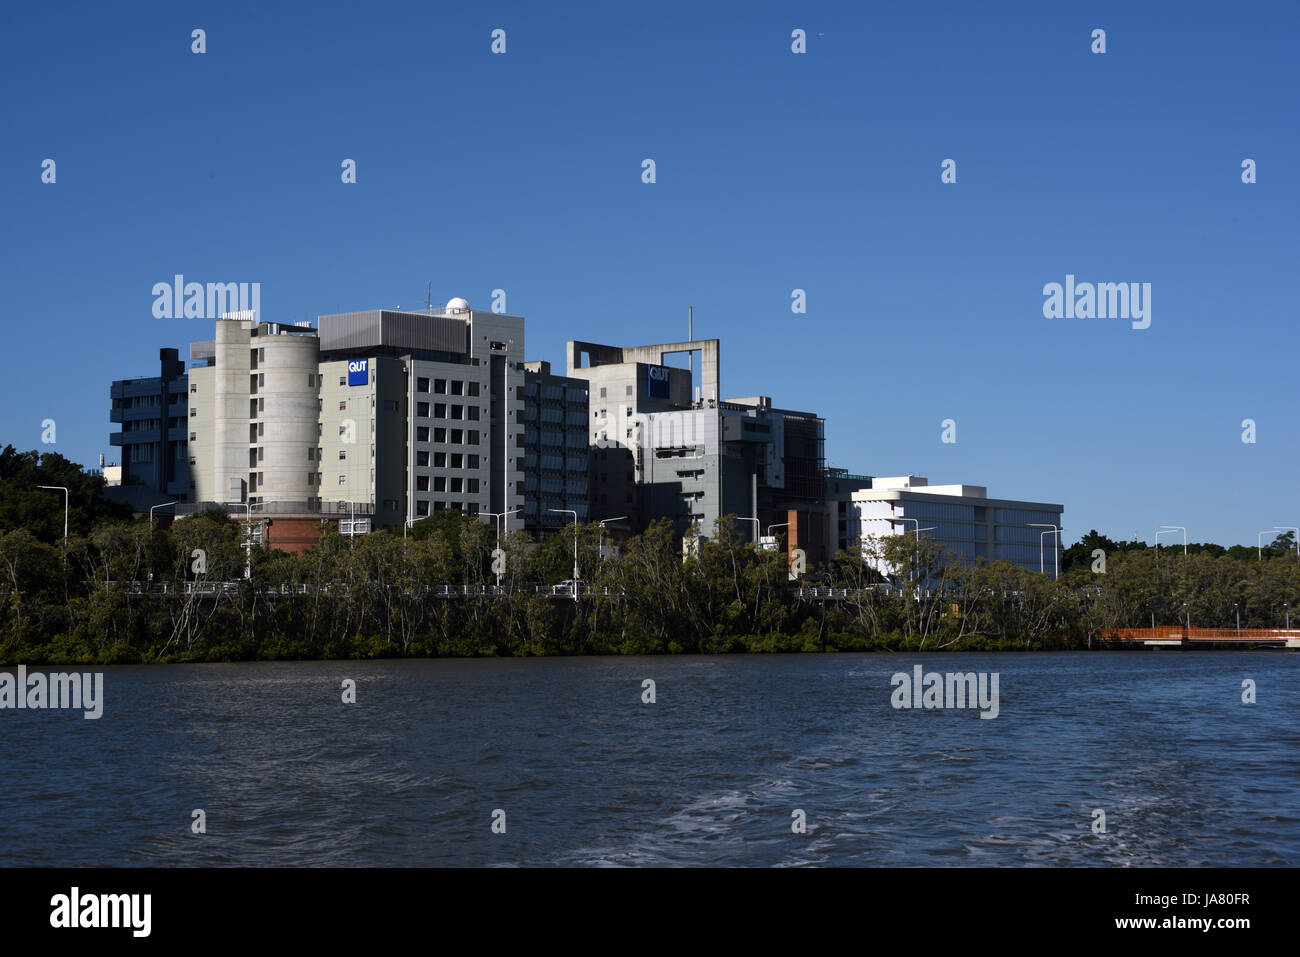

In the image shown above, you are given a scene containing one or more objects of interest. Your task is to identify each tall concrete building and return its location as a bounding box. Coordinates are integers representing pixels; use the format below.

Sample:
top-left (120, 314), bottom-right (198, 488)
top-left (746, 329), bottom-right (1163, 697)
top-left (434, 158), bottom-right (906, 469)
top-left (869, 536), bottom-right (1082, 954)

top-left (564, 338), bottom-right (707, 523)
top-left (521, 361), bottom-right (590, 532)
top-left (563, 337), bottom-right (832, 553)
top-left (108, 348), bottom-right (190, 508)
top-left (164, 299), bottom-right (525, 549)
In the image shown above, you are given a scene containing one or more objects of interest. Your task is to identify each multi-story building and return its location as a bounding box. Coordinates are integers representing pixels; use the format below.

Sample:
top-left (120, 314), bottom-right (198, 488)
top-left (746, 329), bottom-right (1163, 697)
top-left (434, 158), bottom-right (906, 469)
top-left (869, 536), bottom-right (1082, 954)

top-left (157, 298), bottom-right (525, 550)
top-left (107, 348), bottom-right (190, 508)
top-left (564, 337), bottom-right (705, 523)
top-left (849, 475), bottom-right (1064, 575)
top-left (521, 361), bottom-right (589, 533)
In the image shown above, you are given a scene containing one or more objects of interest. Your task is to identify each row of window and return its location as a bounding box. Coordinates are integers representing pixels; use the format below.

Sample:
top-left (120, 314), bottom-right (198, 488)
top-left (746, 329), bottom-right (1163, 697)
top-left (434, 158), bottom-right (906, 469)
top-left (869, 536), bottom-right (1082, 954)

top-left (416, 451), bottom-right (480, 469)
top-left (414, 402), bottom-right (481, 421)
top-left (415, 476), bottom-right (480, 494)
top-left (415, 427), bottom-right (480, 445)
top-left (415, 378), bottom-right (480, 396)
top-left (414, 500), bottom-right (481, 516)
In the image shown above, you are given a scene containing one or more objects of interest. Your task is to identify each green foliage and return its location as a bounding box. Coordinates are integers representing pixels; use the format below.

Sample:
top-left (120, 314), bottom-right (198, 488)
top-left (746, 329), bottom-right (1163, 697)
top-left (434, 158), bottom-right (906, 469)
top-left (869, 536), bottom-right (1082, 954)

top-left (2, 447), bottom-right (1298, 662)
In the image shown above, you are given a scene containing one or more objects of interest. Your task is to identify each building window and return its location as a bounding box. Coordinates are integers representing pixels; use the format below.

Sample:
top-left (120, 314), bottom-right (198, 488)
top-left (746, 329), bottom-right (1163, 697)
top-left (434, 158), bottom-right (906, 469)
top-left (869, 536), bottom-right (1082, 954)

top-left (190, 384), bottom-right (197, 393)
top-left (417, 377), bottom-right (430, 393)
top-left (416, 500), bottom-right (429, 516)
top-left (417, 427), bottom-right (430, 442)
top-left (435, 428), bottom-right (447, 443)
top-left (257, 447), bottom-right (264, 461)
top-left (434, 403), bottom-right (446, 418)
top-left (190, 408), bottom-right (197, 417)
top-left (600, 387), bottom-right (607, 398)
top-left (451, 381), bottom-right (463, 396)
top-left (469, 431), bottom-right (479, 446)
top-left (338, 475), bottom-right (346, 486)
top-left (434, 477), bottom-right (446, 492)
top-left (450, 478), bottom-right (463, 493)
top-left (417, 476), bottom-right (429, 492)
top-left (626, 385), bottom-right (632, 396)
top-left (308, 374), bottom-right (314, 387)
top-left (417, 402), bottom-right (429, 417)
top-left (434, 379), bottom-right (447, 394)
top-left (259, 398), bottom-right (264, 412)
top-left (417, 451), bottom-right (429, 467)
top-left (467, 382), bottom-right (479, 397)
top-left (467, 406), bottom-right (479, 421)
top-left (451, 405), bottom-right (463, 420)
top-left (339, 450), bottom-right (347, 460)
top-left (434, 452), bottom-right (446, 467)
top-left (450, 453), bottom-right (463, 469)
top-left (468, 454), bottom-right (479, 469)
top-left (258, 373), bottom-right (264, 386)
top-left (258, 422), bottom-right (264, 436)
top-left (307, 473), bottom-right (314, 485)
top-left (451, 429), bottom-right (463, 444)
top-left (339, 401), bottom-right (347, 411)
top-left (339, 376), bottom-right (346, 386)
top-left (468, 503), bottom-right (479, 516)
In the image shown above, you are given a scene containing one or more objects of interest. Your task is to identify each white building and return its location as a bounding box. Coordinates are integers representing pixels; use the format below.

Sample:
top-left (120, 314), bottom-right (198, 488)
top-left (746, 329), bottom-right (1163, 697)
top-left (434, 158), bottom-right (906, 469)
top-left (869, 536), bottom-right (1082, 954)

top-left (850, 475), bottom-right (1063, 575)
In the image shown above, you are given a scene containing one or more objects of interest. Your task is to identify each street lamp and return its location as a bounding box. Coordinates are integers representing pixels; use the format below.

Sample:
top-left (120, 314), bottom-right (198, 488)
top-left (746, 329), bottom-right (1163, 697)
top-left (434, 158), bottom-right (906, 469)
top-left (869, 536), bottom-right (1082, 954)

top-left (549, 508), bottom-right (579, 600)
top-left (484, 509), bottom-right (521, 585)
top-left (1156, 525), bottom-right (1187, 556)
top-left (736, 516), bottom-right (761, 543)
top-left (150, 500), bottom-right (178, 527)
top-left (225, 501), bottom-right (252, 579)
top-left (1029, 523), bottom-right (1063, 579)
top-left (1233, 602), bottom-right (1240, 637)
top-left (598, 516), bottom-right (627, 562)
top-left (36, 485), bottom-right (69, 544)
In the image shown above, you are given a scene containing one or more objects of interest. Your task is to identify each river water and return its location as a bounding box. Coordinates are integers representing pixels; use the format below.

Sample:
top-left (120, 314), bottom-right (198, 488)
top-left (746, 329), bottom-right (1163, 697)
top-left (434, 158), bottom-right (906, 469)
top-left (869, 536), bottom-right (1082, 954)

top-left (1, 652), bottom-right (1296, 866)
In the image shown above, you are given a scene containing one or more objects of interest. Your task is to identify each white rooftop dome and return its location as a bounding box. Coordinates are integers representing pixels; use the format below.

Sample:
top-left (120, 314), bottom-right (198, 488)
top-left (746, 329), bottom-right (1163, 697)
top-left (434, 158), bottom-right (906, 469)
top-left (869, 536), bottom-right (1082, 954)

top-left (445, 297), bottom-right (470, 314)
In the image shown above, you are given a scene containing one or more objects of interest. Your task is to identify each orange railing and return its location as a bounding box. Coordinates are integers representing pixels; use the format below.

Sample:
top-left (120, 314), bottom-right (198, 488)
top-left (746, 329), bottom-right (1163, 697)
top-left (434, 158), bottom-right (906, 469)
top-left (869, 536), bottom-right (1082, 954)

top-left (1106, 626), bottom-right (1300, 642)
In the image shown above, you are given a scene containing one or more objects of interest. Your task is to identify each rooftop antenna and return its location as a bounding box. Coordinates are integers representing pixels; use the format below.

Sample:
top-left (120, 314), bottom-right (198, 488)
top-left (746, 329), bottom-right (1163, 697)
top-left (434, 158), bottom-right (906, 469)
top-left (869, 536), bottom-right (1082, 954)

top-left (688, 305), bottom-right (693, 373)
top-left (425, 280), bottom-right (433, 314)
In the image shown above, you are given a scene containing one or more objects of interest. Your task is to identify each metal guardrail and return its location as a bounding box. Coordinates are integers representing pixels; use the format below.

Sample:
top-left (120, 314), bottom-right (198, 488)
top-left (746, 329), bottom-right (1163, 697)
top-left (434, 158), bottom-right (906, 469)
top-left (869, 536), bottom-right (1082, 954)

top-left (174, 500), bottom-right (376, 517)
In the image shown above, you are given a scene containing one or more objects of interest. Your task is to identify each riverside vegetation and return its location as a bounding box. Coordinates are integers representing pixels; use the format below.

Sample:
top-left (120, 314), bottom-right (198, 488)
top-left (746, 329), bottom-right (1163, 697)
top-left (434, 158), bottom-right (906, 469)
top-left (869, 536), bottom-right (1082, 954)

top-left (2, 445), bottom-right (1298, 663)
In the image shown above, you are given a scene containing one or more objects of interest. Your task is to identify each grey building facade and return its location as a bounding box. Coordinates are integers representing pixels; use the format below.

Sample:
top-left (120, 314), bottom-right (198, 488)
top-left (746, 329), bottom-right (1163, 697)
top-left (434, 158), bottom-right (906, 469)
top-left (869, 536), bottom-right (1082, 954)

top-left (108, 348), bottom-right (190, 502)
top-left (521, 361), bottom-right (589, 532)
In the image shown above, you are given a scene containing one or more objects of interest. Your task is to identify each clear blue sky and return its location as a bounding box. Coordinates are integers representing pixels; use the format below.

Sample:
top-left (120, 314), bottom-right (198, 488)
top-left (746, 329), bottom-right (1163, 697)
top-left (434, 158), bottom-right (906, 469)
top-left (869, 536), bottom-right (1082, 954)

top-left (2, 1), bottom-right (1296, 547)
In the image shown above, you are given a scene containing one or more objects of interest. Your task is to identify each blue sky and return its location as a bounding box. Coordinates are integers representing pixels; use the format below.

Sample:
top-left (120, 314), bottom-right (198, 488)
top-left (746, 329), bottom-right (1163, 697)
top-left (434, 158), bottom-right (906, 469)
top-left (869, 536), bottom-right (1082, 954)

top-left (2, 1), bottom-right (1296, 547)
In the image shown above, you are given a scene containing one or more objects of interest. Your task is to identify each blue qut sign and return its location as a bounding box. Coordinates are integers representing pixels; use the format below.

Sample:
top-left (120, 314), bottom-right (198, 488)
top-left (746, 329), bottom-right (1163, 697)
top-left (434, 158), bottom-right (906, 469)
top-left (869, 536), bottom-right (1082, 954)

top-left (347, 359), bottom-right (369, 386)
top-left (646, 364), bottom-right (671, 399)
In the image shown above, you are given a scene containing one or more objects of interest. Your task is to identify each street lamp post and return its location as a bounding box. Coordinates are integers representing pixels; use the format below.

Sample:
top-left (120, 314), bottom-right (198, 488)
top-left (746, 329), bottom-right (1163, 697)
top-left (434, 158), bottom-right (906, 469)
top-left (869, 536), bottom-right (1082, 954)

top-left (1234, 602), bottom-right (1240, 637)
top-left (36, 485), bottom-right (69, 544)
top-left (549, 508), bottom-right (579, 601)
top-left (484, 509), bottom-right (521, 586)
top-left (225, 501), bottom-right (252, 579)
top-left (1156, 525), bottom-right (1187, 557)
top-left (598, 516), bottom-right (627, 563)
top-left (1029, 523), bottom-right (1063, 579)
top-left (150, 500), bottom-right (178, 527)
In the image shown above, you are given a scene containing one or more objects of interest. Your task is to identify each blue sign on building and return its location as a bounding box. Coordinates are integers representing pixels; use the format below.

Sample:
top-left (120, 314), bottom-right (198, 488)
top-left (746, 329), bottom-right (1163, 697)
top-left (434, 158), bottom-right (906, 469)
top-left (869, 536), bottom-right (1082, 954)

top-left (347, 359), bottom-right (369, 386)
top-left (647, 364), bottom-right (670, 399)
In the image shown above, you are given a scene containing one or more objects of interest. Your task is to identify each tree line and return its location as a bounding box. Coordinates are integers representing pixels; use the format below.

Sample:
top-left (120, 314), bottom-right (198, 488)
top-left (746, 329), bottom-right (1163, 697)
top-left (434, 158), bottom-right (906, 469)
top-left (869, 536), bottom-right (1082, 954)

top-left (2, 445), bottom-right (1298, 663)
